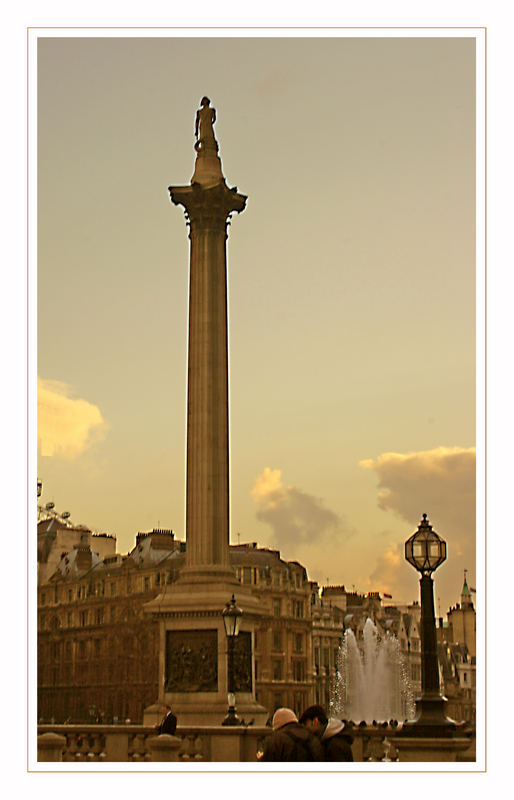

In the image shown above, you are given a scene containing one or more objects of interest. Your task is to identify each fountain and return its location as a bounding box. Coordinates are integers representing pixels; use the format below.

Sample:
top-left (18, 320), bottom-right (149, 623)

top-left (330, 618), bottom-right (415, 723)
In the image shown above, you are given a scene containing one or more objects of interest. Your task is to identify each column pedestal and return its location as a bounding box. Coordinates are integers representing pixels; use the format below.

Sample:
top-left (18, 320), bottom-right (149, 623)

top-left (144, 580), bottom-right (267, 726)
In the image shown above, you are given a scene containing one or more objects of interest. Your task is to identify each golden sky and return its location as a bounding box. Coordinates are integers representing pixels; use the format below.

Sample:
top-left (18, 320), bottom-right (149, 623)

top-left (37, 34), bottom-right (477, 614)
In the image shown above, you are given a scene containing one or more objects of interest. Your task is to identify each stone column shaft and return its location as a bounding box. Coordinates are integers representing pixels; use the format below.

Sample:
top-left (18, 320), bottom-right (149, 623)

top-left (186, 224), bottom-right (230, 571)
top-left (168, 182), bottom-right (246, 581)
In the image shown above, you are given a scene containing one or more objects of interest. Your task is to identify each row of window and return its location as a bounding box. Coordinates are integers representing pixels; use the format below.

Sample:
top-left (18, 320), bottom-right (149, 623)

top-left (254, 658), bottom-right (307, 682)
top-left (263, 691), bottom-right (306, 718)
top-left (40, 638), bottom-right (102, 661)
top-left (39, 603), bottom-right (149, 630)
top-left (40, 607), bottom-right (107, 630)
top-left (276, 631), bottom-right (304, 652)
top-left (39, 634), bottom-right (156, 662)
top-left (41, 568), bottom-right (313, 611)
top-left (255, 629), bottom-right (307, 652)
top-left (269, 598), bottom-right (305, 618)
top-left (39, 572), bottom-right (172, 606)
top-left (314, 645), bottom-right (341, 670)
top-left (38, 659), bottom-right (157, 687)
top-left (237, 566), bottom-right (305, 589)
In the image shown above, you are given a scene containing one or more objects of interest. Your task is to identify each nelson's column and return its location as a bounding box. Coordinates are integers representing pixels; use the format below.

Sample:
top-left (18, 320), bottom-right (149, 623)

top-left (144, 99), bottom-right (266, 726)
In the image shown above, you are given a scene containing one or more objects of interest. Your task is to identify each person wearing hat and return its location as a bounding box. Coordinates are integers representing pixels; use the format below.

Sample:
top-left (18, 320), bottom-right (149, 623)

top-left (299, 705), bottom-right (353, 761)
top-left (260, 708), bottom-right (324, 762)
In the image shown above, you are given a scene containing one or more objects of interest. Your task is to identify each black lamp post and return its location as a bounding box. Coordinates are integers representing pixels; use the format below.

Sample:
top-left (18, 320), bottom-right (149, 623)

top-left (402, 514), bottom-right (456, 735)
top-left (221, 594), bottom-right (242, 726)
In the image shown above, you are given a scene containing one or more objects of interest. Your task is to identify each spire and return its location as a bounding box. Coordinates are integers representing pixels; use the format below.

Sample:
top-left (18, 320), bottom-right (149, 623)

top-left (461, 569), bottom-right (473, 608)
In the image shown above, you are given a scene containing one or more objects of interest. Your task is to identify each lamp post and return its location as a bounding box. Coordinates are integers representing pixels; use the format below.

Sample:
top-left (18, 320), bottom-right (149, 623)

top-left (221, 594), bottom-right (242, 726)
top-left (402, 514), bottom-right (456, 735)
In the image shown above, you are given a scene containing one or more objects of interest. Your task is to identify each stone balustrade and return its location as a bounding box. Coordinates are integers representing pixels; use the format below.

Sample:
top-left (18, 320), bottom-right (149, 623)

top-left (37, 724), bottom-right (271, 763)
top-left (37, 723), bottom-right (475, 763)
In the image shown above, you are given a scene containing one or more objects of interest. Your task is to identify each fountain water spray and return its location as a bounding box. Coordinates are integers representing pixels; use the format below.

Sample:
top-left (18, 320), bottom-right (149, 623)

top-left (330, 618), bottom-right (415, 723)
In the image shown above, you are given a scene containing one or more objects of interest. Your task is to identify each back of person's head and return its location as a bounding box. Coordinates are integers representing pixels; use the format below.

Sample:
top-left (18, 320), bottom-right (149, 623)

top-left (272, 707), bottom-right (298, 730)
top-left (299, 705), bottom-right (328, 725)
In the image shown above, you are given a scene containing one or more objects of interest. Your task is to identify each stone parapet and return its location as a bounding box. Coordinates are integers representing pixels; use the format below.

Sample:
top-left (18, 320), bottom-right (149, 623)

top-left (36, 724), bottom-right (270, 763)
top-left (146, 734), bottom-right (182, 762)
top-left (37, 722), bottom-right (475, 763)
top-left (390, 734), bottom-right (472, 762)
top-left (37, 731), bottom-right (67, 762)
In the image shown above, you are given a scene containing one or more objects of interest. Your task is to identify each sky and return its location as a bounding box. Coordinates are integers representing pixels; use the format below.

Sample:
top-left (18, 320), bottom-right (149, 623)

top-left (36, 33), bottom-right (478, 615)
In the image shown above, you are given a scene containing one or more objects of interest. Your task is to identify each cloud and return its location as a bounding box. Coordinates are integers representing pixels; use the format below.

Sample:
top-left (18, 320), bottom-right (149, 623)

top-left (365, 541), bottom-right (403, 593)
top-left (360, 446), bottom-right (476, 604)
top-left (250, 467), bottom-right (346, 548)
top-left (38, 377), bottom-right (108, 460)
top-left (360, 446), bottom-right (475, 542)
top-left (250, 467), bottom-right (285, 509)
top-left (248, 450), bottom-right (476, 610)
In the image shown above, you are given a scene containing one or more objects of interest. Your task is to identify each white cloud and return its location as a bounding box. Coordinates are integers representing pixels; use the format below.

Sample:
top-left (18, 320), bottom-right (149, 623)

top-left (250, 467), bottom-right (285, 509)
top-left (38, 377), bottom-right (108, 460)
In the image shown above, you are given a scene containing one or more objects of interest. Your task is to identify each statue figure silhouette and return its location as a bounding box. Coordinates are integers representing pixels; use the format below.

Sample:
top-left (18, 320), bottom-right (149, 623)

top-left (195, 96), bottom-right (217, 151)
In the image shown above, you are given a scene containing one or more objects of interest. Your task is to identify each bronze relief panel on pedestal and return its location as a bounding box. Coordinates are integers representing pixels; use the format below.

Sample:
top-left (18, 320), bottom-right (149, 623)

top-left (165, 630), bottom-right (218, 692)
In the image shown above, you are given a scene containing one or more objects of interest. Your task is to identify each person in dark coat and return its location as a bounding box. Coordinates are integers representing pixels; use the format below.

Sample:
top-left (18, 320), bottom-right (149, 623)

top-left (299, 705), bottom-right (353, 762)
top-left (155, 704), bottom-right (177, 735)
top-left (260, 708), bottom-right (324, 762)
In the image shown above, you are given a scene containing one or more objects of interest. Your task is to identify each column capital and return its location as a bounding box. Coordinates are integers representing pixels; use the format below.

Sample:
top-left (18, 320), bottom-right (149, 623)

top-left (169, 181), bottom-right (247, 235)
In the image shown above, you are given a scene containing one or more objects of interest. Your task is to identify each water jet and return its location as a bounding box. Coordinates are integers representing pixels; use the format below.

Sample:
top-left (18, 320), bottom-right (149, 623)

top-left (330, 618), bottom-right (415, 724)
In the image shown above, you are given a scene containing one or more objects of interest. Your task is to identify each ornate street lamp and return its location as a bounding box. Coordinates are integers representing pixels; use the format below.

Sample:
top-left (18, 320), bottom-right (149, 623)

top-left (221, 594), bottom-right (242, 726)
top-left (401, 514), bottom-right (456, 735)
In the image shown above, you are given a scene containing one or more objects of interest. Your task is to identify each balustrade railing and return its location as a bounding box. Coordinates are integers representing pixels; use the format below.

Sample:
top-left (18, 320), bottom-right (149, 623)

top-left (37, 724), bottom-right (271, 763)
top-left (36, 723), bottom-right (475, 764)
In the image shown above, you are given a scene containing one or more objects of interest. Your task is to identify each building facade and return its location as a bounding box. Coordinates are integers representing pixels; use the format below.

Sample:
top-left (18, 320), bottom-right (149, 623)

top-left (37, 522), bottom-right (476, 725)
top-left (37, 526), bottom-right (182, 723)
top-left (437, 574), bottom-right (476, 724)
top-left (38, 533), bottom-right (334, 723)
top-left (311, 587), bottom-right (345, 710)
top-left (231, 544), bottom-right (315, 718)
